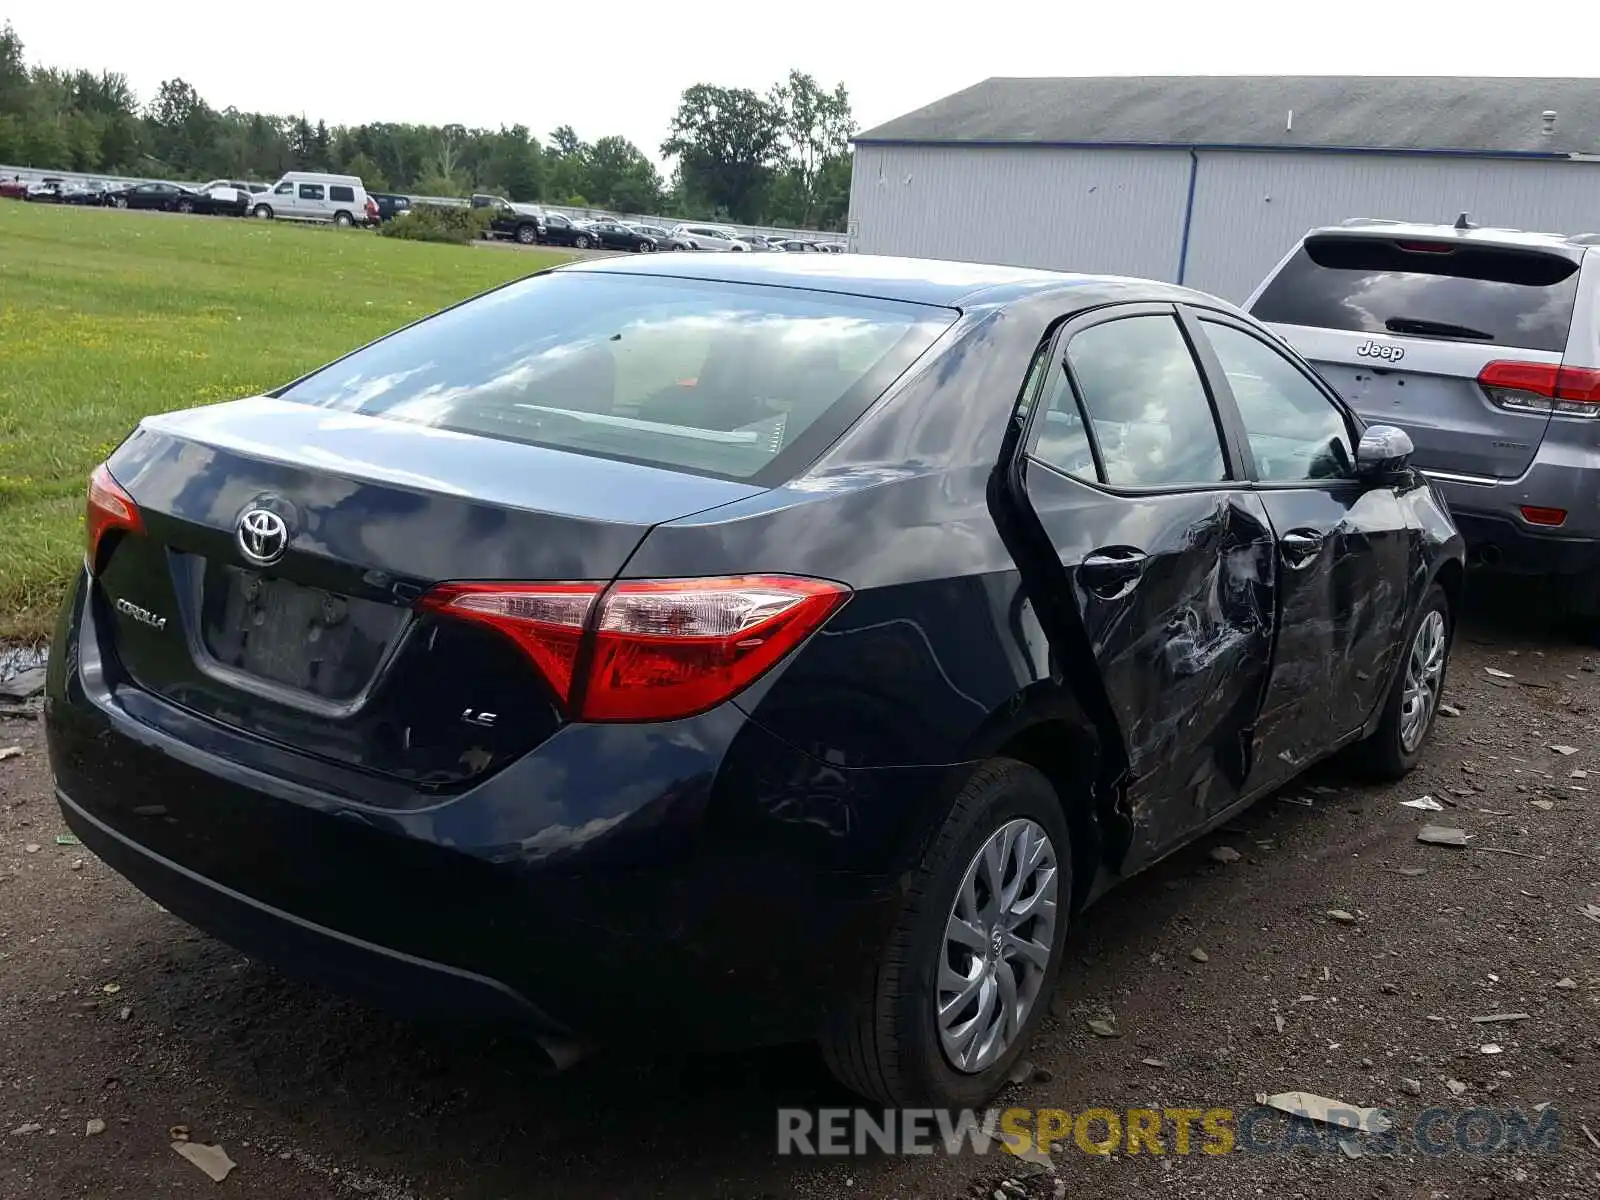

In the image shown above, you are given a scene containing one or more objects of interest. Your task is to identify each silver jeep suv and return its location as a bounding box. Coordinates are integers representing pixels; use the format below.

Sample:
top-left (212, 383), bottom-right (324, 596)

top-left (1248, 217), bottom-right (1600, 619)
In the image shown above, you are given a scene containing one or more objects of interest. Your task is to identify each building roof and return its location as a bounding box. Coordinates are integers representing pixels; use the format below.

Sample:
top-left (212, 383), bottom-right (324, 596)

top-left (854, 76), bottom-right (1600, 157)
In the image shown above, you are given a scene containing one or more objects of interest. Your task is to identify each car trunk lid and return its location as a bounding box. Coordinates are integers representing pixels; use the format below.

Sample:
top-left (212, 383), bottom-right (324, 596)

top-left (93, 397), bottom-right (761, 790)
top-left (1249, 233), bottom-right (1582, 480)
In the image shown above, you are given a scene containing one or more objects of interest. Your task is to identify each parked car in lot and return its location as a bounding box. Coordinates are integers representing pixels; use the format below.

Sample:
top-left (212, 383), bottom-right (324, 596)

top-left (251, 173), bottom-right (370, 226)
top-left (627, 222), bottom-right (689, 250)
top-left (62, 180), bottom-right (112, 206)
top-left (369, 192), bottom-right (412, 223)
top-left (23, 177), bottom-right (66, 202)
top-left (196, 180), bottom-right (257, 217)
top-left (772, 239), bottom-right (821, 253)
top-left (671, 223), bottom-right (750, 251)
top-left (585, 219), bottom-right (657, 252)
top-left (1249, 217), bottom-right (1600, 625)
top-left (47, 254), bottom-right (1461, 1109)
top-left (0, 175), bottom-right (29, 199)
top-left (537, 211), bottom-right (596, 248)
top-left (101, 181), bottom-right (211, 214)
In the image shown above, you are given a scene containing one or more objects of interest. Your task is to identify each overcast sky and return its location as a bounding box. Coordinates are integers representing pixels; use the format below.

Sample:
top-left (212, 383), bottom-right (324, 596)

top-left (8, 2), bottom-right (1595, 165)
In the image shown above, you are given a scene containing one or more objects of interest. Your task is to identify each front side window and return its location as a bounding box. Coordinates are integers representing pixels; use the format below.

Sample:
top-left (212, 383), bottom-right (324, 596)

top-left (278, 272), bottom-right (955, 482)
top-left (298, 183), bottom-right (325, 200)
top-left (1065, 315), bottom-right (1228, 488)
top-left (1202, 322), bottom-right (1353, 482)
top-left (274, 181), bottom-right (293, 194)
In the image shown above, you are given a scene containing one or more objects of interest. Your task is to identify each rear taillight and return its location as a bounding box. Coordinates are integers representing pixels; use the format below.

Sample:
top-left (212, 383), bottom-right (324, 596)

top-left (85, 463), bottom-right (142, 572)
top-left (417, 575), bottom-right (849, 723)
top-left (1478, 360), bottom-right (1600, 418)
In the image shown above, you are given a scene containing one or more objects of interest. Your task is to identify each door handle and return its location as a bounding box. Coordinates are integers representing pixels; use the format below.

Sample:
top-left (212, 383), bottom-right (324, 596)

top-left (1081, 548), bottom-right (1148, 598)
top-left (1279, 529), bottom-right (1326, 569)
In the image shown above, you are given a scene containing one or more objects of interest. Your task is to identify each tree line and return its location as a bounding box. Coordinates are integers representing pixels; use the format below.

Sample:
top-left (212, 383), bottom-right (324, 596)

top-left (0, 23), bottom-right (855, 230)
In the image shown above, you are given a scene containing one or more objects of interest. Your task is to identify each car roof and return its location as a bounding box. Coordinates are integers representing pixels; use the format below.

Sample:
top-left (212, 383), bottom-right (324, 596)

top-left (1306, 217), bottom-right (1599, 256)
top-left (560, 251), bottom-right (1231, 310)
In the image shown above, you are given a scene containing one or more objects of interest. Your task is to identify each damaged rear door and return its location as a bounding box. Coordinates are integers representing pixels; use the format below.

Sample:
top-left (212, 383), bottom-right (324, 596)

top-left (1186, 309), bottom-right (1413, 793)
top-left (1015, 305), bottom-right (1276, 864)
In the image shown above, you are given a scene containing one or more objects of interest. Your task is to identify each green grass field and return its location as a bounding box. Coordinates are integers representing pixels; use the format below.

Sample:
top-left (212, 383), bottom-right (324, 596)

top-left (0, 203), bottom-right (569, 639)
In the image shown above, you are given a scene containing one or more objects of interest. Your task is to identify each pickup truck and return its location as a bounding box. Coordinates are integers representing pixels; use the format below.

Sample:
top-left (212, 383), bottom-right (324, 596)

top-left (469, 193), bottom-right (545, 245)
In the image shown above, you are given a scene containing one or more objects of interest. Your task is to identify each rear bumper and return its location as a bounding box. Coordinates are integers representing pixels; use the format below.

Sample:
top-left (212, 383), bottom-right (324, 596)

top-left (1427, 464), bottom-right (1600, 576)
top-left (59, 787), bottom-right (555, 1028)
top-left (45, 571), bottom-right (947, 1048)
top-left (1447, 511), bottom-right (1600, 575)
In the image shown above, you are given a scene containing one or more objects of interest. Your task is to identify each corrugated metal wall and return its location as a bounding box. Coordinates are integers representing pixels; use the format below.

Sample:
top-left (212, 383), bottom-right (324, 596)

top-left (1183, 152), bottom-right (1600, 300)
top-left (849, 145), bottom-right (1600, 302)
top-left (848, 144), bottom-right (1192, 281)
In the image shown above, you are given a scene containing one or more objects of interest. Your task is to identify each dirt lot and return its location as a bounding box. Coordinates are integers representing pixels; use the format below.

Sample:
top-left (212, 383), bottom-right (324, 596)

top-left (3, 580), bottom-right (1599, 1199)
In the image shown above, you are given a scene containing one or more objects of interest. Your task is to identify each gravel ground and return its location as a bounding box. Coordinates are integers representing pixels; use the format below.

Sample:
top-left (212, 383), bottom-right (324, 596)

top-left (3, 579), bottom-right (1598, 1199)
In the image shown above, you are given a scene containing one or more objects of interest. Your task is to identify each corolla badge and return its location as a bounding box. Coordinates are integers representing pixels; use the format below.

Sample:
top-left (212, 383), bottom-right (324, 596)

top-left (114, 597), bottom-right (167, 631)
top-left (1356, 339), bottom-right (1405, 363)
top-left (237, 507), bottom-right (289, 566)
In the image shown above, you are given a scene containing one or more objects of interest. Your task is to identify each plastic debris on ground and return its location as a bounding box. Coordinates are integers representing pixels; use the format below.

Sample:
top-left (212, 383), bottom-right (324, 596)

top-left (173, 1141), bottom-right (237, 1183)
top-left (1401, 796), bottom-right (1445, 812)
top-left (1417, 826), bottom-right (1469, 847)
top-left (1257, 1091), bottom-right (1392, 1134)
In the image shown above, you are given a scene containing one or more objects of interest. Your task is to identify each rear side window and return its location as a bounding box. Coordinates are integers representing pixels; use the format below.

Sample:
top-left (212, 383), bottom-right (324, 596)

top-left (1251, 236), bottom-right (1580, 353)
top-left (278, 272), bottom-right (954, 483)
top-left (298, 183), bottom-right (325, 200)
top-left (1064, 315), bottom-right (1228, 488)
top-left (329, 185), bottom-right (355, 202)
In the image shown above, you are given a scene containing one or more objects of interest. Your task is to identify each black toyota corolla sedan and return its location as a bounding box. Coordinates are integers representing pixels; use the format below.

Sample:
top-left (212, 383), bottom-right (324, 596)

top-left (46, 254), bottom-right (1463, 1107)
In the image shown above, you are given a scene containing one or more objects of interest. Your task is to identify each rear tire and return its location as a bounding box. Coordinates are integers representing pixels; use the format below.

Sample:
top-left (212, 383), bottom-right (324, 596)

top-left (819, 758), bottom-right (1070, 1107)
top-left (515, 224), bottom-right (537, 245)
top-left (333, 211), bottom-right (353, 227)
top-left (1352, 584), bottom-right (1451, 780)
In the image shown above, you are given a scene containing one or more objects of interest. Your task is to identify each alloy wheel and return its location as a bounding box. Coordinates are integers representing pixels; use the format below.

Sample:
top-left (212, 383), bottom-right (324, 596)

top-left (936, 818), bottom-right (1059, 1074)
top-left (1400, 609), bottom-right (1447, 753)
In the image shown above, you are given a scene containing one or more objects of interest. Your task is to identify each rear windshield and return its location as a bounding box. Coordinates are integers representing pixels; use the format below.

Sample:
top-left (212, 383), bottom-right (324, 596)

top-left (277, 271), bottom-right (953, 482)
top-left (1251, 236), bottom-right (1580, 353)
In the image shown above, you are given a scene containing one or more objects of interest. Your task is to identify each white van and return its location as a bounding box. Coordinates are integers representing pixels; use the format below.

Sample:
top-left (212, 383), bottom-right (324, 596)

top-left (252, 173), bottom-right (370, 226)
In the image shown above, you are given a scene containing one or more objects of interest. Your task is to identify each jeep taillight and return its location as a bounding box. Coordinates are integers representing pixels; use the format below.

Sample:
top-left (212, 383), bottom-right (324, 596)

top-left (1479, 360), bottom-right (1600, 418)
top-left (417, 575), bottom-right (850, 722)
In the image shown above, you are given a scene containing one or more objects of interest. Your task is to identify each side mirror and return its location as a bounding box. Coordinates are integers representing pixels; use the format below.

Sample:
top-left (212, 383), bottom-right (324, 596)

top-left (1356, 424), bottom-right (1415, 477)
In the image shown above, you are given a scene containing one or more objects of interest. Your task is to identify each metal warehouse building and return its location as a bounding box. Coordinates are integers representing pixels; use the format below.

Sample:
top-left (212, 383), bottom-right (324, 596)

top-left (847, 76), bottom-right (1600, 301)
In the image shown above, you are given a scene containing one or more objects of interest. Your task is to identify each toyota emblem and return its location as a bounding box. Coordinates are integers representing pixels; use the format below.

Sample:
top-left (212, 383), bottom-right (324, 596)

top-left (237, 507), bottom-right (289, 566)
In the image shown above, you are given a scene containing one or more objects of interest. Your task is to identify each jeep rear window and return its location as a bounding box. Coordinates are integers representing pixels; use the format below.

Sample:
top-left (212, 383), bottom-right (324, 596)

top-left (1250, 236), bottom-right (1580, 353)
top-left (277, 271), bottom-right (954, 484)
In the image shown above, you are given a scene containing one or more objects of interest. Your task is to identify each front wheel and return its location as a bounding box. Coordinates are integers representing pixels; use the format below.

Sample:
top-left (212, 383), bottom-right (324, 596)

top-left (113, 196), bottom-right (128, 209)
top-left (820, 758), bottom-right (1070, 1107)
top-left (253, 204), bottom-right (273, 219)
top-left (1353, 584), bottom-right (1451, 779)
top-left (574, 234), bottom-right (591, 249)
top-left (637, 240), bottom-right (655, 253)
top-left (176, 199), bottom-right (194, 214)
